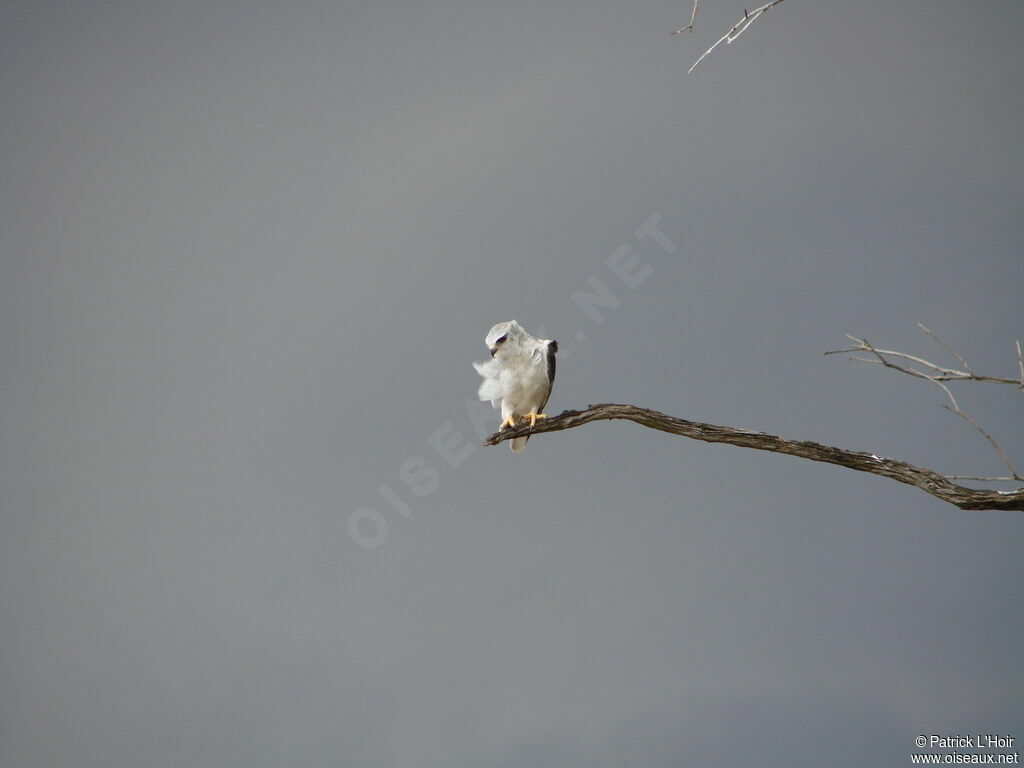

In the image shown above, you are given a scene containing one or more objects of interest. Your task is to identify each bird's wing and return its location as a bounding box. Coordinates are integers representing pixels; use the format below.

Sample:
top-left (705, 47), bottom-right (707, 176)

top-left (536, 341), bottom-right (556, 415)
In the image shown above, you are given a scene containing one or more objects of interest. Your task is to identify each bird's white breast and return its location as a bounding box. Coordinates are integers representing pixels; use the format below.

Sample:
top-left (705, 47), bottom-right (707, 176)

top-left (495, 344), bottom-right (549, 415)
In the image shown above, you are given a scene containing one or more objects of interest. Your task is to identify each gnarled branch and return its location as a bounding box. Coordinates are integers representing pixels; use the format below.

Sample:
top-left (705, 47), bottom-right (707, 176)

top-left (484, 404), bottom-right (1024, 511)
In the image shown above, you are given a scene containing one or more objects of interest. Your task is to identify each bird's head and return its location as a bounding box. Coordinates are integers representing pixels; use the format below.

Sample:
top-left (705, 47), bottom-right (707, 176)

top-left (485, 320), bottom-right (521, 357)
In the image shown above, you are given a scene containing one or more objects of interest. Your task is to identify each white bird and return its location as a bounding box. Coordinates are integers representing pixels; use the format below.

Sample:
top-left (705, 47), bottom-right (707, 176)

top-left (473, 320), bottom-right (558, 452)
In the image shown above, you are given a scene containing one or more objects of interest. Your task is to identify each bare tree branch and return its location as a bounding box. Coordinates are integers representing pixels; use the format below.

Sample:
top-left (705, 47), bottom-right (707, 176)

top-left (825, 333), bottom-right (1021, 386)
top-left (942, 406), bottom-right (1022, 482)
top-left (1016, 340), bottom-right (1023, 390)
top-left (686, 0), bottom-right (786, 74)
top-left (850, 336), bottom-right (961, 409)
top-left (917, 322), bottom-right (972, 373)
top-left (671, 0), bottom-right (699, 35)
top-left (483, 404), bottom-right (1024, 511)
top-left (825, 327), bottom-right (1023, 482)
top-left (946, 475), bottom-right (1021, 482)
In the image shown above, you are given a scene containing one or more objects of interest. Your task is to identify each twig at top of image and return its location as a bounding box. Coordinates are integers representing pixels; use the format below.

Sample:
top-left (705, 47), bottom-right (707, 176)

top-left (679, 0), bottom-right (786, 74)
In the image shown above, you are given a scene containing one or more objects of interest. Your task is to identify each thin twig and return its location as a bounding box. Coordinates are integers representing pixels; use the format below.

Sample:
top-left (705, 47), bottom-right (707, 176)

top-left (824, 335), bottom-right (1020, 385)
top-left (925, 373), bottom-right (959, 411)
top-left (942, 406), bottom-right (1022, 481)
top-left (946, 476), bottom-right (1020, 482)
top-left (671, 0), bottom-right (698, 35)
top-left (483, 404), bottom-right (1024, 511)
top-left (917, 323), bottom-right (972, 373)
top-left (827, 326), bottom-right (1024, 485)
top-left (849, 338), bottom-right (966, 376)
top-left (1016, 340), bottom-right (1023, 390)
top-left (855, 337), bottom-right (959, 409)
top-left (687, 0), bottom-right (786, 74)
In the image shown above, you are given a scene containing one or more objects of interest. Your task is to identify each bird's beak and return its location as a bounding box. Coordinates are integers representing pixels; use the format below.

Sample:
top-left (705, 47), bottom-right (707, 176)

top-left (489, 347), bottom-right (497, 357)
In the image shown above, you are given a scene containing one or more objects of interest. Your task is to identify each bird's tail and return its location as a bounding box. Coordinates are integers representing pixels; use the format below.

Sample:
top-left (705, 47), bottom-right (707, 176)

top-left (510, 435), bottom-right (528, 452)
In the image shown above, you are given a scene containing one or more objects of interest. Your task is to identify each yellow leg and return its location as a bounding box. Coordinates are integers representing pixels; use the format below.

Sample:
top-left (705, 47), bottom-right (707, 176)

top-left (499, 414), bottom-right (518, 430)
top-left (527, 412), bottom-right (548, 428)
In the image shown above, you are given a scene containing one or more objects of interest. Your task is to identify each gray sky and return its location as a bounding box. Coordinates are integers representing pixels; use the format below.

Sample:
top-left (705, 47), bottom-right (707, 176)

top-left (2, 1), bottom-right (1022, 766)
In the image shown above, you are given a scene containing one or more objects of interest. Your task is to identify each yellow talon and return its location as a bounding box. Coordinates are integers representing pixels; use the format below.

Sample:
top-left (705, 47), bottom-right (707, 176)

top-left (499, 415), bottom-right (518, 430)
top-left (527, 412), bottom-right (548, 428)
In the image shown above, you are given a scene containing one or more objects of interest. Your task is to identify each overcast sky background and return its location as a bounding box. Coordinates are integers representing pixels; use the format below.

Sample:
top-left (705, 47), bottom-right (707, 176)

top-left (2, 1), bottom-right (1023, 766)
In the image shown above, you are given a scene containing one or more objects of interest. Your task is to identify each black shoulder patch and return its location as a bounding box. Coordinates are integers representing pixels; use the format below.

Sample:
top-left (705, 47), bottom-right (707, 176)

top-left (546, 341), bottom-right (557, 388)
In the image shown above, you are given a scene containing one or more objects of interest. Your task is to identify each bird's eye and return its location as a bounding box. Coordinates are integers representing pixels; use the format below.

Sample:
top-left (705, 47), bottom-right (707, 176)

top-left (495, 335), bottom-right (507, 345)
